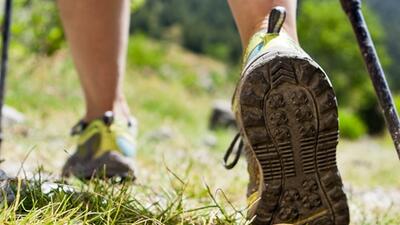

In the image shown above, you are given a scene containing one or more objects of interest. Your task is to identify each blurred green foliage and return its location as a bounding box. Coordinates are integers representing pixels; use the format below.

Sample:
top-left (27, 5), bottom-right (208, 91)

top-left (298, 0), bottom-right (389, 135)
top-left (127, 33), bottom-right (166, 69)
top-left (299, 0), bottom-right (386, 106)
top-left (132, 0), bottom-right (393, 136)
top-left (131, 0), bottom-right (145, 12)
top-left (8, 0), bottom-right (143, 56)
top-left (10, 0), bottom-right (63, 56)
top-left (126, 33), bottom-right (229, 93)
top-left (366, 0), bottom-right (400, 90)
top-left (395, 95), bottom-right (400, 116)
top-left (131, 0), bottom-right (241, 62)
top-left (339, 109), bottom-right (367, 140)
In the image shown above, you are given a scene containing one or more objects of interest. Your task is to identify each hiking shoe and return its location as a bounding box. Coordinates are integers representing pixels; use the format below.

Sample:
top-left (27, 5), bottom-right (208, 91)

top-left (0, 169), bottom-right (15, 206)
top-left (224, 7), bottom-right (349, 225)
top-left (62, 111), bottom-right (137, 180)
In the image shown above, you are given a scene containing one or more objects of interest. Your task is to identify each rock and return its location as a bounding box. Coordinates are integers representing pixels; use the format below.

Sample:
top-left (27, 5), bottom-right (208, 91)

top-left (203, 134), bottom-right (217, 147)
top-left (359, 188), bottom-right (400, 210)
top-left (0, 169), bottom-right (15, 206)
top-left (41, 182), bottom-right (75, 195)
top-left (2, 105), bottom-right (25, 127)
top-left (148, 126), bottom-right (175, 141)
top-left (209, 100), bottom-right (237, 130)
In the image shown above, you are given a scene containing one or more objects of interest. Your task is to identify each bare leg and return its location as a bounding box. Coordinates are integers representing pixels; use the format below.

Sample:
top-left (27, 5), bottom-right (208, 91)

top-left (57, 0), bottom-right (131, 121)
top-left (227, 0), bottom-right (298, 47)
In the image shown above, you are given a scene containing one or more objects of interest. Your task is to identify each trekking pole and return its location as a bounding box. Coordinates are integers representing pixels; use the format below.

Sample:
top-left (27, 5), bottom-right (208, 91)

top-left (340, 0), bottom-right (400, 158)
top-left (0, 0), bottom-right (12, 155)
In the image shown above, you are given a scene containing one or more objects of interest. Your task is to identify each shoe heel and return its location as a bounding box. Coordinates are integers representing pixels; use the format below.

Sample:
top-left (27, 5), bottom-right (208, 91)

top-left (237, 55), bottom-right (349, 225)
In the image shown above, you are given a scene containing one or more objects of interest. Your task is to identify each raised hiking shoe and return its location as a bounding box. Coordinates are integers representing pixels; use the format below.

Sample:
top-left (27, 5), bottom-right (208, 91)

top-left (62, 111), bottom-right (137, 180)
top-left (224, 7), bottom-right (349, 225)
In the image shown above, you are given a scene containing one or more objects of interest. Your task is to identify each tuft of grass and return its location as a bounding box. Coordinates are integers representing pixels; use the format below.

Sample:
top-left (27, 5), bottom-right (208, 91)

top-left (1, 171), bottom-right (250, 225)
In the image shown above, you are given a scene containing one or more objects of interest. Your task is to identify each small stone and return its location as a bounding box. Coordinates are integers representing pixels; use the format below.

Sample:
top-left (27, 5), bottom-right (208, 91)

top-left (41, 182), bottom-right (75, 195)
top-left (203, 134), bottom-right (217, 147)
top-left (148, 126), bottom-right (175, 141)
top-left (209, 100), bottom-right (237, 130)
top-left (0, 169), bottom-right (15, 206)
top-left (2, 105), bottom-right (25, 128)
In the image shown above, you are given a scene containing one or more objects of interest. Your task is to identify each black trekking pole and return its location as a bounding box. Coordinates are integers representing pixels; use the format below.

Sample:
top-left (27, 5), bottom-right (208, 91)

top-left (0, 0), bottom-right (12, 156)
top-left (340, 0), bottom-right (400, 158)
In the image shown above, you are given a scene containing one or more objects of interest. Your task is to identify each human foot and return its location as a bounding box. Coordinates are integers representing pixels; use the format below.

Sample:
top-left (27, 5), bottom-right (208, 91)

top-left (62, 111), bottom-right (137, 180)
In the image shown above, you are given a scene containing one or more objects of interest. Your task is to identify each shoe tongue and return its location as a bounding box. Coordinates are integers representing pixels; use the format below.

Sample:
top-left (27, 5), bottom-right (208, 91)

top-left (70, 120), bottom-right (88, 136)
top-left (102, 111), bottom-right (114, 126)
top-left (267, 6), bottom-right (286, 34)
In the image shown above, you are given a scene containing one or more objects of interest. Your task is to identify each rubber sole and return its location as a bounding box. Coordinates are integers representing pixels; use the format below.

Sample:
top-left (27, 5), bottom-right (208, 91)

top-left (62, 151), bottom-right (136, 181)
top-left (237, 53), bottom-right (349, 225)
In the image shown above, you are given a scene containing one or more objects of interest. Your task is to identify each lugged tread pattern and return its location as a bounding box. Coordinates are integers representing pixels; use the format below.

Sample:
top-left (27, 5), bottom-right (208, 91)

top-left (237, 54), bottom-right (349, 225)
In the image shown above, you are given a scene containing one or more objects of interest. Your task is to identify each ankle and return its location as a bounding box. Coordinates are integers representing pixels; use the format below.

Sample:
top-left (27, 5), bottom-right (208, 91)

top-left (84, 111), bottom-right (110, 122)
top-left (113, 96), bottom-right (132, 122)
top-left (83, 95), bottom-right (131, 123)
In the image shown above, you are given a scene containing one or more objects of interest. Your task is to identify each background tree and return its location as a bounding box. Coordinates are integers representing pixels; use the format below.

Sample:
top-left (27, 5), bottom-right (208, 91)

top-left (131, 0), bottom-right (393, 135)
top-left (366, 0), bottom-right (400, 90)
top-left (298, 0), bottom-right (390, 134)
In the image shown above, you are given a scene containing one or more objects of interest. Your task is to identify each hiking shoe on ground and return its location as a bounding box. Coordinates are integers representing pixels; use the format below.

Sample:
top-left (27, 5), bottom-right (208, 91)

top-left (224, 7), bottom-right (349, 225)
top-left (62, 111), bottom-right (137, 180)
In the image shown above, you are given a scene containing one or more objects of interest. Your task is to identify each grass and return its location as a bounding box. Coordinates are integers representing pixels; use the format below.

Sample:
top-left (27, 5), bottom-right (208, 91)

top-left (0, 34), bottom-right (399, 224)
top-left (1, 174), bottom-right (248, 224)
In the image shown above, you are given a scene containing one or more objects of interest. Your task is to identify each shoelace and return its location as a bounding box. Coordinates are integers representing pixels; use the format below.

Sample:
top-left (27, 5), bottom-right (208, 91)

top-left (70, 120), bottom-right (88, 136)
top-left (70, 111), bottom-right (137, 136)
top-left (223, 133), bottom-right (244, 169)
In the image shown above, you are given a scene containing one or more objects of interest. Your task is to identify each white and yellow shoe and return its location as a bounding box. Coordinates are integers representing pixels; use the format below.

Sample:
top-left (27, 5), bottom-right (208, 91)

top-left (62, 111), bottom-right (137, 180)
top-left (224, 7), bottom-right (349, 225)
